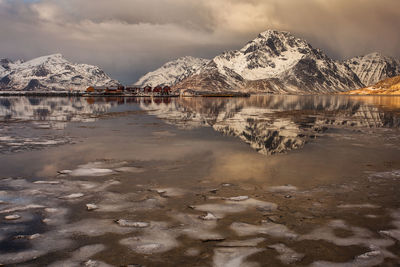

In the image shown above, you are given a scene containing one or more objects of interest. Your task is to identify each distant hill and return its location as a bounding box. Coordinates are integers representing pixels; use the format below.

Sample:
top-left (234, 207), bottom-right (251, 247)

top-left (343, 75), bottom-right (400, 95)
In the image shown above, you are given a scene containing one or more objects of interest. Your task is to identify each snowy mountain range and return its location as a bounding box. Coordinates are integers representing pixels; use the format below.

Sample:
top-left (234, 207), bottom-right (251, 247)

top-left (135, 30), bottom-right (400, 94)
top-left (0, 54), bottom-right (119, 91)
top-left (134, 56), bottom-right (209, 87)
top-left (344, 52), bottom-right (400, 86)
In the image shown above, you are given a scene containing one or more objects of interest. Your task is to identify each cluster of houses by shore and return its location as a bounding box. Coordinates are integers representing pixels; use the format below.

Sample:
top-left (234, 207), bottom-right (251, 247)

top-left (85, 85), bottom-right (174, 96)
top-left (84, 85), bottom-right (250, 98)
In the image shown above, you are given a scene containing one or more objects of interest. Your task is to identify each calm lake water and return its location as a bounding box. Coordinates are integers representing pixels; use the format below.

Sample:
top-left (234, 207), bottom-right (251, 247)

top-left (0, 95), bottom-right (399, 266)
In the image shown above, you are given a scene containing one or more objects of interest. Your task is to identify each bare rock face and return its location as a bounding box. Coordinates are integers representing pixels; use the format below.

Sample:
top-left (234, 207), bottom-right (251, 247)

top-left (173, 30), bottom-right (363, 94)
top-left (0, 54), bottom-right (119, 91)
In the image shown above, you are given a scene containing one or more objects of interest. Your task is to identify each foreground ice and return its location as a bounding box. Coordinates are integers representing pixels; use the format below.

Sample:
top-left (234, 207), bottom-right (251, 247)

top-left (230, 222), bottom-right (298, 239)
top-left (193, 198), bottom-right (277, 218)
top-left (268, 243), bottom-right (304, 264)
top-left (59, 161), bottom-right (144, 177)
top-left (48, 244), bottom-right (110, 267)
top-left (120, 222), bottom-right (179, 254)
top-left (213, 247), bottom-right (263, 267)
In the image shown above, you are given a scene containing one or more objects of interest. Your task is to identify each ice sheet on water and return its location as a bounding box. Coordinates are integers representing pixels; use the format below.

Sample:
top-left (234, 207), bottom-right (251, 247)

top-left (379, 209), bottom-right (400, 242)
top-left (301, 219), bottom-right (397, 264)
top-left (268, 243), bottom-right (304, 264)
top-left (96, 192), bottom-right (165, 212)
top-left (268, 185), bottom-right (298, 192)
top-left (61, 219), bottom-right (138, 237)
top-left (0, 230), bottom-right (73, 265)
top-left (120, 221), bottom-right (180, 254)
top-left (172, 213), bottom-right (224, 241)
top-left (230, 222), bottom-right (298, 239)
top-left (368, 170), bottom-right (400, 180)
top-left (60, 161), bottom-right (145, 177)
top-left (115, 219), bottom-right (150, 228)
top-left (151, 187), bottom-right (187, 197)
top-left (48, 244), bottom-right (108, 267)
top-left (193, 198), bottom-right (277, 218)
top-left (311, 248), bottom-right (385, 267)
top-left (213, 247), bottom-right (263, 267)
top-left (338, 204), bottom-right (380, 209)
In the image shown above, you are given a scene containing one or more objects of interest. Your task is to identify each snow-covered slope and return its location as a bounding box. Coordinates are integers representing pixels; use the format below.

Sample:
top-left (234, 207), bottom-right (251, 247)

top-left (174, 30), bottom-right (363, 94)
top-left (134, 56), bottom-right (209, 87)
top-left (0, 54), bottom-right (119, 91)
top-left (345, 52), bottom-right (400, 86)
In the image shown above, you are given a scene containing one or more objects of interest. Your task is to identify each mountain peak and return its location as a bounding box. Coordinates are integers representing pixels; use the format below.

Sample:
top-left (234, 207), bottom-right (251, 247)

top-left (258, 29), bottom-right (291, 39)
top-left (134, 56), bottom-right (210, 87)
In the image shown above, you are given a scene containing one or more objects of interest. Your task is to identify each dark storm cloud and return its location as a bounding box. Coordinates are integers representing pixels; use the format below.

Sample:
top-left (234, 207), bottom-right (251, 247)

top-left (0, 0), bottom-right (399, 84)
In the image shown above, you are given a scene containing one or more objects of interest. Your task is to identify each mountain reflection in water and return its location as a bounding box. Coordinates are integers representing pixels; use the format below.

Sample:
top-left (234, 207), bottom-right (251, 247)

top-left (139, 96), bottom-right (400, 155)
top-left (0, 95), bottom-right (399, 155)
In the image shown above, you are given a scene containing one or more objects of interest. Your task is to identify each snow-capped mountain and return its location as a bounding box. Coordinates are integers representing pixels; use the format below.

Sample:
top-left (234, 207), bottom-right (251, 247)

top-left (134, 56), bottom-right (209, 87)
top-left (344, 52), bottom-right (400, 86)
top-left (173, 30), bottom-right (363, 94)
top-left (0, 54), bottom-right (119, 91)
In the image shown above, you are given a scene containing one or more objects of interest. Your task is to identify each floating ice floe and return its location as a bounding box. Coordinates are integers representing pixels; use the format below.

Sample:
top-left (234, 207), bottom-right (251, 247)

top-left (231, 222), bottom-right (298, 239)
top-left (14, 233), bottom-right (41, 240)
top-left (193, 198), bottom-right (277, 218)
top-left (59, 161), bottom-right (145, 177)
top-left (199, 212), bottom-right (218, 221)
top-left (0, 204), bottom-right (45, 214)
top-left (86, 204), bottom-right (98, 211)
top-left (95, 191), bottom-right (165, 212)
top-left (301, 219), bottom-right (394, 248)
top-left (60, 193), bottom-right (84, 199)
top-left (301, 219), bottom-right (397, 263)
top-left (0, 230), bottom-right (73, 265)
top-left (120, 222), bottom-right (180, 254)
top-left (224, 196), bottom-right (249, 201)
top-left (268, 243), bottom-right (304, 264)
top-left (48, 244), bottom-right (110, 267)
top-left (115, 219), bottom-right (150, 228)
top-left (368, 170), bottom-right (400, 180)
top-left (33, 180), bottom-right (61, 185)
top-left (151, 187), bottom-right (187, 197)
top-left (5, 214), bottom-right (21, 220)
top-left (311, 247), bottom-right (385, 267)
top-left (379, 209), bottom-right (400, 242)
top-left (61, 219), bottom-right (138, 237)
top-left (172, 213), bottom-right (224, 242)
top-left (213, 247), bottom-right (263, 267)
top-left (268, 185), bottom-right (298, 192)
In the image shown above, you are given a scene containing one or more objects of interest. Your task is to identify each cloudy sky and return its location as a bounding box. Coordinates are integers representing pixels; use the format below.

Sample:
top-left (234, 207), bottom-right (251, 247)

top-left (1, 0), bottom-right (399, 84)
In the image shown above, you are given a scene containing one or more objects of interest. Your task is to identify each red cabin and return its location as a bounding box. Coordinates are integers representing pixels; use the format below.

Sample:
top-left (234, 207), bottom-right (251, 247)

top-left (162, 86), bottom-right (171, 95)
top-left (153, 86), bottom-right (162, 93)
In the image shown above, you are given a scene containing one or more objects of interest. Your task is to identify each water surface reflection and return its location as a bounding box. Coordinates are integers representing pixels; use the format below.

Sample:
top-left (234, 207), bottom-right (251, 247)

top-left (1, 96), bottom-right (399, 155)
